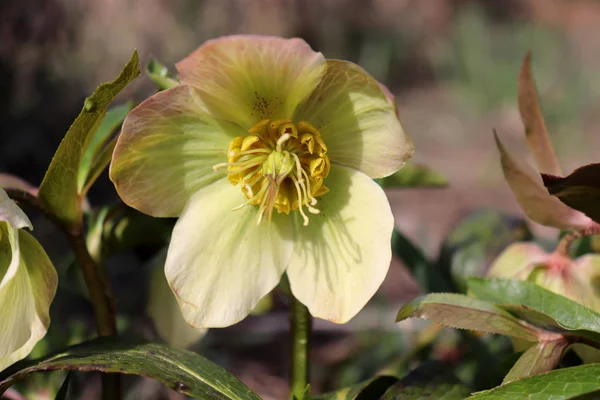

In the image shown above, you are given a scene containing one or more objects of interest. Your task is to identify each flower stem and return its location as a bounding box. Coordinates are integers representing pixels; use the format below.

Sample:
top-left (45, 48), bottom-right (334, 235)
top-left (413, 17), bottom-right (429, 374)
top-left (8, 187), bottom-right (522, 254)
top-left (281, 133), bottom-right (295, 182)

top-left (6, 188), bottom-right (119, 399)
top-left (555, 225), bottom-right (600, 257)
top-left (289, 293), bottom-right (311, 399)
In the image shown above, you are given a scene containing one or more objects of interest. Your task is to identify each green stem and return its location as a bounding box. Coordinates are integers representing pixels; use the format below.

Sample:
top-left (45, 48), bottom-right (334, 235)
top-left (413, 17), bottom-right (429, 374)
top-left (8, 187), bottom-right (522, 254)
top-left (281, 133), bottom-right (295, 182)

top-left (6, 188), bottom-right (120, 399)
top-left (289, 294), bottom-right (311, 399)
top-left (555, 226), bottom-right (600, 257)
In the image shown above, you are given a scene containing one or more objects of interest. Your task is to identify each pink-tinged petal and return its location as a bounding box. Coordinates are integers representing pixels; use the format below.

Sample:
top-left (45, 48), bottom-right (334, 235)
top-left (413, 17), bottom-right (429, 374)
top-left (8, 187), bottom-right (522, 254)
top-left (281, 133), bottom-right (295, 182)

top-left (494, 132), bottom-right (594, 230)
top-left (110, 85), bottom-right (246, 218)
top-left (487, 242), bottom-right (550, 280)
top-left (176, 35), bottom-right (326, 129)
top-left (287, 165), bottom-right (394, 323)
top-left (294, 60), bottom-right (413, 178)
top-left (165, 179), bottom-right (293, 328)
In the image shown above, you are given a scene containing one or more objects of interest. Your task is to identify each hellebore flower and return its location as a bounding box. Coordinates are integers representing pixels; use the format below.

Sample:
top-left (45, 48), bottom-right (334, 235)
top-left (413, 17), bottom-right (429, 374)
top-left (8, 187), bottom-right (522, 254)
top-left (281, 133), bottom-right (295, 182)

top-left (0, 188), bottom-right (57, 370)
top-left (110, 35), bottom-right (413, 327)
top-left (487, 242), bottom-right (600, 312)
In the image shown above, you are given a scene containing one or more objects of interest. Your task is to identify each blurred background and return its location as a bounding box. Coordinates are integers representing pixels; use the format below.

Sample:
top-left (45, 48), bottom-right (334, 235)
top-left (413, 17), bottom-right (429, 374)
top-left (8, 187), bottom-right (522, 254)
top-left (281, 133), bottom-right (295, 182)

top-left (2, 0), bottom-right (600, 398)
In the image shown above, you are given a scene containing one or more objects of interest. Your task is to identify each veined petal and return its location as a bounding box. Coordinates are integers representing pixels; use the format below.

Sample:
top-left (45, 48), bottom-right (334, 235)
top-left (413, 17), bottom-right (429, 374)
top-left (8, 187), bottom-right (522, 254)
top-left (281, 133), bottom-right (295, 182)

top-left (110, 85), bottom-right (246, 217)
top-left (176, 35), bottom-right (326, 128)
top-left (165, 180), bottom-right (293, 328)
top-left (494, 133), bottom-right (594, 230)
top-left (294, 60), bottom-right (413, 178)
top-left (0, 226), bottom-right (57, 370)
top-left (287, 165), bottom-right (394, 323)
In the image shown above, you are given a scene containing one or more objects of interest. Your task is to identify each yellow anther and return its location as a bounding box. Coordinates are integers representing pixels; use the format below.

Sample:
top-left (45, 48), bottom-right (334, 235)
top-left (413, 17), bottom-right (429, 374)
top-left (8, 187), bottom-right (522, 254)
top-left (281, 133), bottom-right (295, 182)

top-left (216, 119), bottom-right (330, 225)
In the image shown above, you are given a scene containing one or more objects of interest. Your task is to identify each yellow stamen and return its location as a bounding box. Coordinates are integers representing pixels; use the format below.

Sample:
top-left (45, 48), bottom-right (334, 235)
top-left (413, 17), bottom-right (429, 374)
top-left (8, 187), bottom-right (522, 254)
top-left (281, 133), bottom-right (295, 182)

top-left (215, 119), bottom-right (331, 225)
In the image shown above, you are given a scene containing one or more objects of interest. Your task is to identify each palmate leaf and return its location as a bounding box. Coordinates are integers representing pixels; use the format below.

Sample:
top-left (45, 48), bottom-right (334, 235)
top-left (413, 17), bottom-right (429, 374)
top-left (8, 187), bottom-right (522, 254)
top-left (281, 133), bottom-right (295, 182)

top-left (37, 50), bottom-right (140, 231)
top-left (468, 364), bottom-right (600, 399)
top-left (0, 338), bottom-right (260, 400)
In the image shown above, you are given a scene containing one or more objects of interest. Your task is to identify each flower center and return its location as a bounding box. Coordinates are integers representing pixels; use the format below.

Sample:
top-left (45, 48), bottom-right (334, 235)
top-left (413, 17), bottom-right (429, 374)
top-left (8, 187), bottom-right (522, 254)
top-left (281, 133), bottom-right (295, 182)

top-left (215, 119), bottom-right (330, 225)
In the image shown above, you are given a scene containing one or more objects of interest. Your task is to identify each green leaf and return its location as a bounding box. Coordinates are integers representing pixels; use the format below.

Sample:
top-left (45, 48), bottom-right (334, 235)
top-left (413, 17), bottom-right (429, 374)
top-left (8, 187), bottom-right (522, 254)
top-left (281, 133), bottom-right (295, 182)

top-left (0, 338), bottom-right (260, 400)
top-left (313, 376), bottom-right (398, 400)
top-left (396, 293), bottom-right (538, 341)
top-left (375, 162), bottom-right (447, 188)
top-left (502, 339), bottom-right (569, 383)
top-left (55, 372), bottom-right (71, 400)
top-left (542, 163), bottom-right (600, 224)
top-left (382, 361), bottom-right (471, 400)
top-left (78, 102), bottom-right (134, 194)
top-left (517, 50), bottom-right (562, 176)
top-left (38, 50), bottom-right (140, 231)
top-left (146, 58), bottom-right (179, 90)
top-left (466, 277), bottom-right (600, 340)
top-left (392, 229), bottom-right (453, 293)
top-left (467, 364), bottom-right (600, 399)
top-left (438, 210), bottom-right (532, 292)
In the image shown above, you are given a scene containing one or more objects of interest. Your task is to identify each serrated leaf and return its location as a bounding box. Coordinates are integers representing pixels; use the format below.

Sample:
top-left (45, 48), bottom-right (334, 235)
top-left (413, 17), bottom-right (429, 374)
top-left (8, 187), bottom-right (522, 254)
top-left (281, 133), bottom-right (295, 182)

top-left (38, 50), bottom-right (140, 231)
top-left (493, 132), bottom-right (593, 230)
top-left (146, 58), bottom-right (179, 90)
top-left (466, 278), bottom-right (600, 341)
top-left (313, 376), bottom-right (398, 400)
top-left (468, 364), bottom-right (600, 399)
top-left (376, 163), bottom-right (447, 188)
top-left (0, 338), bottom-right (259, 400)
top-left (78, 102), bottom-right (133, 194)
top-left (542, 163), bottom-right (600, 224)
top-left (396, 293), bottom-right (538, 341)
top-left (502, 339), bottom-right (569, 383)
top-left (382, 361), bottom-right (470, 400)
top-left (517, 50), bottom-right (562, 176)
top-left (392, 229), bottom-right (453, 293)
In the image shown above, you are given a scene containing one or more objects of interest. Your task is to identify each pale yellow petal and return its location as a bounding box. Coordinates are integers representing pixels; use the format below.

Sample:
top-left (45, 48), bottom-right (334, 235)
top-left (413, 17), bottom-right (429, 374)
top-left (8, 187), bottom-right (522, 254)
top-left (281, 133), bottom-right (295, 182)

top-left (165, 179), bottom-right (293, 328)
top-left (110, 85), bottom-right (246, 217)
top-left (286, 165), bottom-right (394, 323)
top-left (0, 226), bottom-right (57, 370)
top-left (294, 60), bottom-right (413, 178)
top-left (176, 35), bottom-right (326, 128)
top-left (148, 250), bottom-right (206, 348)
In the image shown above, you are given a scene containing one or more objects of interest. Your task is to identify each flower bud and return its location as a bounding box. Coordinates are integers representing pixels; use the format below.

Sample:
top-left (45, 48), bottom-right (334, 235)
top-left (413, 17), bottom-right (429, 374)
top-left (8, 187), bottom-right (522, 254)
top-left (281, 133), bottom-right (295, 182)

top-left (487, 242), bottom-right (600, 312)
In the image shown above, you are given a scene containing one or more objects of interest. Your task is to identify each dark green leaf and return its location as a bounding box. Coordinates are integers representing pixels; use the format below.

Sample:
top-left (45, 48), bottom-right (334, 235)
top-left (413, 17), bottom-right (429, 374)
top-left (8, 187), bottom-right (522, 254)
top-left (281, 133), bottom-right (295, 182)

top-left (376, 163), bottom-right (447, 188)
top-left (502, 339), bottom-right (569, 383)
top-left (383, 361), bottom-right (470, 400)
top-left (466, 277), bottom-right (600, 341)
top-left (542, 163), bottom-right (600, 224)
top-left (55, 372), bottom-right (71, 400)
top-left (38, 51), bottom-right (140, 230)
top-left (438, 210), bottom-right (532, 292)
top-left (77, 102), bottom-right (133, 193)
top-left (396, 293), bottom-right (538, 341)
top-left (392, 229), bottom-right (453, 293)
top-left (146, 58), bottom-right (179, 90)
top-left (468, 364), bottom-right (600, 399)
top-left (313, 376), bottom-right (398, 400)
top-left (0, 338), bottom-right (260, 400)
